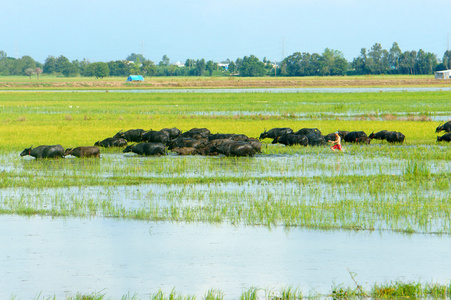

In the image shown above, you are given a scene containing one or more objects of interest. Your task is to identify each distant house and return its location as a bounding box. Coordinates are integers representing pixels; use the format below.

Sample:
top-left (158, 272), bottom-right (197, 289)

top-left (126, 75), bottom-right (144, 82)
top-left (217, 63), bottom-right (229, 70)
top-left (434, 70), bottom-right (451, 79)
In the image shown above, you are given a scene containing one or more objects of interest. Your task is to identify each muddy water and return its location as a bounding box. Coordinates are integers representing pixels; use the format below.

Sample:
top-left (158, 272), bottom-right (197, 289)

top-left (1, 215), bottom-right (449, 299)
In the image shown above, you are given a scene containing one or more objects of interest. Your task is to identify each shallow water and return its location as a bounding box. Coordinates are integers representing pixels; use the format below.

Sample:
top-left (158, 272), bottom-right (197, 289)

top-left (4, 87), bottom-right (451, 93)
top-left (1, 215), bottom-right (449, 299)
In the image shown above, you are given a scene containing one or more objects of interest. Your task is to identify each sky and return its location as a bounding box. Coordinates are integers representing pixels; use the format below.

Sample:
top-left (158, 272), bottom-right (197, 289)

top-left (2, 0), bottom-right (451, 64)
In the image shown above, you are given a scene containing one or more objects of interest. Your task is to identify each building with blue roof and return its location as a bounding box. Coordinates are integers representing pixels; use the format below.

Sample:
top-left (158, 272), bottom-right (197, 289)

top-left (126, 75), bottom-right (144, 82)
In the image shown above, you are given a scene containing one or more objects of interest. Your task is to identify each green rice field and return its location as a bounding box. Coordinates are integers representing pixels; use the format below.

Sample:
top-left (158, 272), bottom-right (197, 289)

top-left (1, 90), bottom-right (450, 233)
top-left (1, 89), bottom-right (450, 299)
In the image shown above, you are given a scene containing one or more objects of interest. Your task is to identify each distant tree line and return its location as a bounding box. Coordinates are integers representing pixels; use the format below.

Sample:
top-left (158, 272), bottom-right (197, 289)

top-left (1, 43), bottom-right (450, 78)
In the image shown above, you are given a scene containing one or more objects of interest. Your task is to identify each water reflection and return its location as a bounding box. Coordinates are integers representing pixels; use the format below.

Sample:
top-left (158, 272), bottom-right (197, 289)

top-left (0, 215), bottom-right (449, 299)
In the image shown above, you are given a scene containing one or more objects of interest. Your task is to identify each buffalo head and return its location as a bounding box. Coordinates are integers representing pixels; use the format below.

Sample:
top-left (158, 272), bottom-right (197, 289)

top-left (113, 129), bottom-right (125, 139)
top-left (64, 148), bottom-right (74, 156)
top-left (20, 146), bottom-right (32, 157)
top-left (123, 145), bottom-right (133, 153)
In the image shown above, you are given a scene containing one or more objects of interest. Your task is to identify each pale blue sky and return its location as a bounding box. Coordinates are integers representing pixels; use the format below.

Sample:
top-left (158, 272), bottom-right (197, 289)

top-left (2, 0), bottom-right (450, 64)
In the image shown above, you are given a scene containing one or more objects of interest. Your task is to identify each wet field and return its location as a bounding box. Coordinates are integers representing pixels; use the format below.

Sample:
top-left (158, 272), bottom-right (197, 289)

top-left (1, 143), bottom-right (451, 299)
top-left (1, 88), bottom-right (450, 299)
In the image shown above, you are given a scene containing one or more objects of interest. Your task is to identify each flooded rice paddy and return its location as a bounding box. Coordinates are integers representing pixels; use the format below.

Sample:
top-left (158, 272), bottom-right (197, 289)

top-left (1, 142), bottom-right (451, 298)
top-left (1, 215), bottom-right (450, 299)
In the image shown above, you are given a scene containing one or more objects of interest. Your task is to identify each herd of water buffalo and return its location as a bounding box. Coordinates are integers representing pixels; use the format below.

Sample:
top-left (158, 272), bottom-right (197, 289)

top-left (19, 121), bottom-right (451, 159)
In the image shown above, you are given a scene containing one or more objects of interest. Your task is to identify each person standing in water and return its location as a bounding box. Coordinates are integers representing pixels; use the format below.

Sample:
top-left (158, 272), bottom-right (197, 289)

top-left (329, 132), bottom-right (343, 152)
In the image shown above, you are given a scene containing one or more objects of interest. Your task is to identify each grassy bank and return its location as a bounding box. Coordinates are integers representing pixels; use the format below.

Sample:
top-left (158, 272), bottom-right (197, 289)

top-left (1, 74), bottom-right (451, 89)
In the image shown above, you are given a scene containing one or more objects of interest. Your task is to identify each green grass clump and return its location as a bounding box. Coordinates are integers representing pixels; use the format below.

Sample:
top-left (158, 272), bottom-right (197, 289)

top-left (370, 281), bottom-right (451, 299)
top-left (12, 281), bottom-right (451, 299)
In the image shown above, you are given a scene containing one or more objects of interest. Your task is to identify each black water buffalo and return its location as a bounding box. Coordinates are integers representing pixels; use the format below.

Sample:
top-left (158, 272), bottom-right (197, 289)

top-left (273, 133), bottom-right (308, 146)
top-left (259, 128), bottom-right (293, 140)
top-left (293, 128), bottom-right (322, 136)
top-left (324, 131), bottom-right (349, 142)
top-left (368, 130), bottom-right (391, 140)
top-left (208, 133), bottom-right (236, 141)
top-left (20, 145), bottom-right (65, 159)
top-left (211, 141), bottom-right (255, 157)
top-left (196, 139), bottom-right (236, 156)
top-left (160, 127), bottom-right (181, 139)
top-left (180, 128), bottom-right (211, 139)
top-left (386, 131), bottom-right (405, 143)
top-left (306, 132), bottom-right (326, 146)
top-left (171, 147), bottom-right (198, 155)
top-left (355, 137), bottom-right (371, 144)
top-left (344, 131), bottom-right (367, 143)
top-left (142, 130), bottom-right (171, 145)
top-left (247, 138), bottom-right (262, 153)
top-left (64, 146), bottom-right (100, 158)
top-left (437, 132), bottom-right (451, 142)
top-left (113, 129), bottom-right (146, 142)
top-left (435, 121), bottom-right (451, 133)
top-left (168, 137), bottom-right (207, 150)
top-left (123, 142), bottom-right (166, 156)
top-left (208, 133), bottom-right (250, 142)
top-left (94, 138), bottom-right (127, 148)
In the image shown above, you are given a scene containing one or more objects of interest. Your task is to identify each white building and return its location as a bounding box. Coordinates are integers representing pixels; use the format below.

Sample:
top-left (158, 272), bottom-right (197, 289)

top-left (434, 70), bottom-right (451, 79)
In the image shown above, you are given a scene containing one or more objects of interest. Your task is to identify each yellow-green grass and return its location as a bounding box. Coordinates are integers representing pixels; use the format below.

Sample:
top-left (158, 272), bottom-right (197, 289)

top-left (1, 91), bottom-right (449, 150)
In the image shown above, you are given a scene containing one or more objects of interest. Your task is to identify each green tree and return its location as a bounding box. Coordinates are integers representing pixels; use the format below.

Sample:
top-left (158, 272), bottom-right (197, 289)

top-left (129, 58), bottom-right (142, 75)
top-left (15, 56), bottom-right (36, 75)
top-left (43, 56), bottom-right (57, 74)
top-left (74, 59), bottom-right (91, 76)
top-left (141, 60), bottom-right (157, 76)
top-left (196, 58), bottom-right (206, 76)
top-left (159, 55), bottom-right (170, 67)
top-left (86, 62), bottom-right (109, 78)
top-left (435, 62), bottom-right (447, 71)
top-left (108, 60), bottom-right (130, 76)
top-left (238, 55), bottom-right (266, 77)
top-left (352, 48), bottom-right (371, 75)
top-left (185, 59), bottom-right (195, 68)
top-left (443, 50), bottom-right (451, 69)
top-left (206, 60), bottom-right (215, 76)
top-left (388, 42), bottom-right (402, 73)
top-left (228, 61), bottom-right (236, 74)
top-left (61, 60), bottom-right (79, 77)
top-left (399, 51), bottom-right (416, 74)
top-left (55, 55), bottom-right (70, 73)
top-left (0, 57), bottom-right (15, 75)
top-left (235, 58), bottom-right (243, 70)
top-left (368, 43), bottom-right (389, 74)
top-left (415, 50), bottom-right (437, 74)
top-left (126, 53), bottom-right (146, 63)
top-left (320, 48), bottom-right (348, 76)
top-left (0, 51), bottom-right (7, 59)
top-left (280, 52), bottom-right (303, 76)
